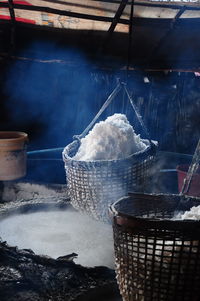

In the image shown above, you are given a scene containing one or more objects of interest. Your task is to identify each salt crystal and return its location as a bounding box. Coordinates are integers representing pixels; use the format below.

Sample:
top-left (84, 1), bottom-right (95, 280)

top-left (73, 113), bottom-right (147, 161)
top-left (176, 205), bottom-right (200, 220)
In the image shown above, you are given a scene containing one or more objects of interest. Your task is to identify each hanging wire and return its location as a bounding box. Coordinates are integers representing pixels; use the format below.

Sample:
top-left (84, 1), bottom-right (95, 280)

top-left (76, 82), bottom-right (122, 139)
top-left (123, 83), bottom-right (152, 143)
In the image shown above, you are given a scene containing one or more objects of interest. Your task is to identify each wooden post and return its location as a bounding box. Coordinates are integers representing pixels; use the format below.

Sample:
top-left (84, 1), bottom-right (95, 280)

top-left (8, 0), bottom-right (16, 53)
top-left (127, 0), bottom-right (135, 73)
top-left (100, 0), bottom-right (129, 52)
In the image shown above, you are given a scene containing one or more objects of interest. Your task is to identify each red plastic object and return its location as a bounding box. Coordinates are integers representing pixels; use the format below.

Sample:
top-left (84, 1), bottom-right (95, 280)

top-left (13, 1), bottom-right (32, 5)
top-left (0, 15), bottom-right (35, 24)
top-left (0, 0), bottom-right (35, 24)
top-left (177, 164), bottom-right (200, 197)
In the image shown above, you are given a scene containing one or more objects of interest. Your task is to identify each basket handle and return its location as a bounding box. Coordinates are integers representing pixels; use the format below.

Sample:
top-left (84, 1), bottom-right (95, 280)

top-left (74, 81), bottom-right (122, 140)
top-left (122, 82), bottom-right (152, 146)
top-left (74, 80), bottom-right (152, 147)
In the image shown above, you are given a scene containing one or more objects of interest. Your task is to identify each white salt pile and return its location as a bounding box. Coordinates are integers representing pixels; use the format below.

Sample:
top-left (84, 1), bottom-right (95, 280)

top-left (175, 205), bottom-right (200, 220)
top-left (73, 113), bottom-right (147, 161)
top-left (0, 209), bottom-right (114, 268)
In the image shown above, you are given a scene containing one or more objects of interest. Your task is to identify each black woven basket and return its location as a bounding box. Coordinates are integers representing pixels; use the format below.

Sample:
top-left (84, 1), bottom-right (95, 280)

top-left (110, 193), bottom-right (200, 301)
top-left (62, 82), bottom-right (158, 221)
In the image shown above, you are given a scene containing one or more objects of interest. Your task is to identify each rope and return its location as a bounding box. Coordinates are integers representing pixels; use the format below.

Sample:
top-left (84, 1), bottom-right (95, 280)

top-left (74, 80), bottom-right (153, 149)
top-left (122, 83), bottom-right (152, 145)
top-left (75, 82), bottom-right (122, 139)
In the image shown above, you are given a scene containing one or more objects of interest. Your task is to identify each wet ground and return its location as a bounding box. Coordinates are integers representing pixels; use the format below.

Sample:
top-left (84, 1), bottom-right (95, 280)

top-left (0, 183), bottom-right (120, 301)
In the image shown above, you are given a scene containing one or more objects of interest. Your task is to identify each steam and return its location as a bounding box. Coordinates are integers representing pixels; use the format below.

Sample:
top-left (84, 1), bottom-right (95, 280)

top-left (4, 41), bottom-right (109, 150)
top-left (3, 41), bottom-right (200, 156)
top-left (0, 209), bottom-right (115, 269)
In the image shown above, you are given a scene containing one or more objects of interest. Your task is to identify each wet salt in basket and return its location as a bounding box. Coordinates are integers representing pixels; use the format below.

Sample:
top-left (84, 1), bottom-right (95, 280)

top-left (63, 82), bottom-right (158, 221)
top-left (110, 193), bottom-right (200, 301)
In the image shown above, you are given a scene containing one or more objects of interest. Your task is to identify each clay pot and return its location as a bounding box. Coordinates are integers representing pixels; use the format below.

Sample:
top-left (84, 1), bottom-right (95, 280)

top-left (0, 132), bottom-right (28, 181)
top-left (177, 164), bottom-right (200, 197)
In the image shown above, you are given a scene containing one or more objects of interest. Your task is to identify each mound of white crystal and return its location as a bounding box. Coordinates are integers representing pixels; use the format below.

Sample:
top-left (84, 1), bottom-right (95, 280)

top-left (176, 205), bottom-right (200, 220)
top-left (73, 113), bottom-right (147, 161)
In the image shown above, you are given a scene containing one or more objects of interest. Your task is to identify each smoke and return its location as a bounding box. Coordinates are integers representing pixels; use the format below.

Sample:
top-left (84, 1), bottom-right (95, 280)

top-left (4, 41), bottom-right (112, 151)
top-left (0, 208), bottom-right (115, 269)
top-left (3, 40), bottom-right (200, 158)
top-left (1, 37), bottom-right (200, 157)
top-left (145, 157), bottom-right (179, 195)
top-left (3, 42), bottom-right (159, 154)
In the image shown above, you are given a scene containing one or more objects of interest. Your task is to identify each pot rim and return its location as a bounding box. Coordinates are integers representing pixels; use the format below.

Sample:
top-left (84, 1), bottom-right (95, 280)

top-left (0, 131), bottom-right (28, 143)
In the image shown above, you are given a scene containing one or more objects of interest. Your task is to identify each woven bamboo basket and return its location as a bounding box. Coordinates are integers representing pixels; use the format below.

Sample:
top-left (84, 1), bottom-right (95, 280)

top-left (62, 82), bottom-right (158, 221)
top-left (63, 139), bottom-right (157, 221)
top-left (110, 193), bottom-right (200, 301)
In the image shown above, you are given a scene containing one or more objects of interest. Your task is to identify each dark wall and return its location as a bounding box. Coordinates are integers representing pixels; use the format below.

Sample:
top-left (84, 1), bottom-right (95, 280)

top-left (0, 22), bottom-right (200, 154)
top-left (1, 55), bottom-right (200, 155)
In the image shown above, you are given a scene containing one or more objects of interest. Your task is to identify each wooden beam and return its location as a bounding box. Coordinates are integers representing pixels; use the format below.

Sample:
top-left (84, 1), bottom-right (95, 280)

top-left (8, 0), bottom-right (15, 22)
top-left (0, 1), bottom-right (200, 22)
top-left (0, 9), bottom-right (200, 29)
top-left (0, 51), bottom-right (200, 73)
top-left (7, 0), bottom-right (16, 53)
top-left (101, 0), bottom-right (128, 52)
top-left (134, 1), bottom-right (200, 10)
top-left (107, 0), bottom-right (129, 34)
top-left (97, 0), bottom-right (200, 9)
top-left (127, 0), bottom-right (134, 71)
top-left (135, 0), bottom-right (200, 9)
top-left (147, 7), bottom-right (186, 63)
top-left (0, 2), bottom-right (124, 23)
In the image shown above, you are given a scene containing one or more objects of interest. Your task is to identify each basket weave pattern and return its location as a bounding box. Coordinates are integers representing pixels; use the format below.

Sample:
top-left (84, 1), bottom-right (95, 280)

top-left (112, 194), bottom-right (200, 301)
top-left (63, 140), bottom-right (156, 221)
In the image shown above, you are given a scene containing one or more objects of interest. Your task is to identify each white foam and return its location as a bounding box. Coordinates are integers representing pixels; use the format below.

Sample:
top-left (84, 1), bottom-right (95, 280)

top-left (0, 209), bottom-right (114, 268)
top-left (73, 113), bottom-right (147, 161)
top-left (175, 205), bottom-right (200, 220)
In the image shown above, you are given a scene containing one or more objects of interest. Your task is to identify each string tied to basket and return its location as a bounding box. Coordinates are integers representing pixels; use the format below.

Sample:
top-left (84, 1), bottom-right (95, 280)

top-left (73, 80), bottom-right (155, 153)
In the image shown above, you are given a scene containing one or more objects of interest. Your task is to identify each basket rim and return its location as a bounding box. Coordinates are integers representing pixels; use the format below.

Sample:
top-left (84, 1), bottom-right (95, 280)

top-left (63, 139), bottom-right (158, 164)
top-left (109, 193), bottom-right (200, 227)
